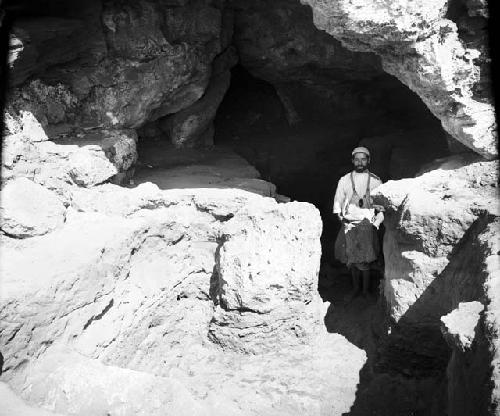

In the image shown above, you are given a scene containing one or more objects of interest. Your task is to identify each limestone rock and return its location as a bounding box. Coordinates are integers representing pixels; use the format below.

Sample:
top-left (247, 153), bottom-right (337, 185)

top-left (441, 301), bottom-right (484, 352)
top-left (8, 81), bottom-right (79, 128)
top-left (372, 157), bottom-right (499, 413)
top-left (0, 382), bottom-right (65, 416)
top-left (373, 158), bottom-right (499, 324)
top-left (300, 0), bottom-right (497, 158)
top-left (7, 0), bottom-right (230, 131)
top-left (0, 178), bottom-right (66, 238)
top-left (160, 71), bottom-right (231, 147)
top-left (7, 347), bottom-right (207, 416)
top-left (0, 185), bottom-right (365, 415)
top-left (441, 221), bottom-right (500, 416)
top-left (2, 111), bottom-right (138, 193)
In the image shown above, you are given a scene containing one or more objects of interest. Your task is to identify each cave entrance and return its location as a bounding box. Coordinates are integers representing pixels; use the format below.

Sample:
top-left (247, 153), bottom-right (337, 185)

top-left (213, 63), bottom-right (451, 273)
top-left (212, 59), bottom-right (454, 416)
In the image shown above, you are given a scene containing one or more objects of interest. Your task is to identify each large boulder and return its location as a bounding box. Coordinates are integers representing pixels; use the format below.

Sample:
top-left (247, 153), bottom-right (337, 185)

top-left (2, 111), bottom-right (138, 196)
top-left (0, 184), bottom-right (366, 415)
top-left (374, 158), bottom-right (498, 323)
top-left (0, 178), bottom-right (66, 238)
top-left (0, 382), bottom-right (65, 416)
top-left (439, 220), bottom-right (500, 416)
top-left (300, 0), bottom-right (497, 158)
top-left (373, 158), bottom-right (499, 412)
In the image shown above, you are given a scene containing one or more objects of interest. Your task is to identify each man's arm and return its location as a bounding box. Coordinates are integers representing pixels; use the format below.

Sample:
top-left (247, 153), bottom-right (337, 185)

top-left (332, 177), bottom-right (346, 220)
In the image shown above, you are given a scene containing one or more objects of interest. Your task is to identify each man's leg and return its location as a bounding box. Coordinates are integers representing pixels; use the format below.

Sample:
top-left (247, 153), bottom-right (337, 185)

top-left (350, 265), bottom-right (361, 296)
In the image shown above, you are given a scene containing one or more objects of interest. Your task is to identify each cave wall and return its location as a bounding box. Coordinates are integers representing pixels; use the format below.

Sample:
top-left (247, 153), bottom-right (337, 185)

top-left (6, 0), bottom-right (235, 157)
top-left (299, 0), bottom-right (497, 159)
top-left (373, 157), bottom-right (499, 414)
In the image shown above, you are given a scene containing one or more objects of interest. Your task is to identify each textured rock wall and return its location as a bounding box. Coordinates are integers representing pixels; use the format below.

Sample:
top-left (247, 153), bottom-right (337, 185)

top-left (7, 0), bottom-right (235, 151)
top-left (373, 158), bottom-right (499, 413)
top-left (299, 0), bottom-right (497, 158)
top-left (0, 181), bottom-right (365, 415)
top-left (230, 0), bottom-right (391, 124)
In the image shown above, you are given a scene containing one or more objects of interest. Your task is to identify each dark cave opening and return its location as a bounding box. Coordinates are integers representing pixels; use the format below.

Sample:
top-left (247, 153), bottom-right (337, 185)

top-left (213, 63), bottom-right (451, 267)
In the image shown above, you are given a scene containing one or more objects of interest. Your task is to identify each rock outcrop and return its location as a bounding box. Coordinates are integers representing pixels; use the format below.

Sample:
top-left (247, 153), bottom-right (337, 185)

top-left (373, 158), bottom-right (499, 413)
top-left (0, 177), bottom-right (66, 238)
top-left (375, 158), bottom-right (498, 323)
top-left (0, 183), bottom-right (366, 415)
top-left (160, 71), bottom-right (231, 147)
top-left (300, 0), bottom-right (497, 158)
top-left (7, 0), bottom-right (235, 148)
top-left (440, 217), bottom-right (500, 416)
top-left (2, 111), bottom-right (138, 194)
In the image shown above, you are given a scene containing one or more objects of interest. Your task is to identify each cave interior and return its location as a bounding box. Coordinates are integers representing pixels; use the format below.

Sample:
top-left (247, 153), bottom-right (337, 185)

top-left (132, 0), bottom-right (455, 260)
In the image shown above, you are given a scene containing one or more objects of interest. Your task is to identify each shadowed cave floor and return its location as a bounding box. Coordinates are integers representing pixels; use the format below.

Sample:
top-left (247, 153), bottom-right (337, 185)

top-left (319, 263), bottom-right (446, 416)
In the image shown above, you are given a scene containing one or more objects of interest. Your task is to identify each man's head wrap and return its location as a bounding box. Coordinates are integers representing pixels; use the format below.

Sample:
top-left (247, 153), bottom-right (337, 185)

top-left (351, 146), bottom-right (370, 157)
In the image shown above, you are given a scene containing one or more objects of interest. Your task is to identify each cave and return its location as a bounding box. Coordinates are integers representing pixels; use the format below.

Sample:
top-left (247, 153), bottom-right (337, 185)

top-left (1, 0), bottom-right (498, 415)
top-left (211, 62), bottom-right (451, 262)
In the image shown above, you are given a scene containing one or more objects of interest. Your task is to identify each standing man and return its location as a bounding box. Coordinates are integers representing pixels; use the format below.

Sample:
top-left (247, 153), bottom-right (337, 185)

top-left (333, 146), bottom-right (384, 300)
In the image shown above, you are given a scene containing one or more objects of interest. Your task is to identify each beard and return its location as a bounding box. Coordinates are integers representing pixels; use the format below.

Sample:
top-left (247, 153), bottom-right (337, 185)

top-left (354, 165), bottom-right (368, 172)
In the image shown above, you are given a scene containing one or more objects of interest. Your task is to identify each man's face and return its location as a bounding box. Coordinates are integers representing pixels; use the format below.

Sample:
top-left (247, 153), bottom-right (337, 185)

top-left (352, 153), bottom-right (369, 172)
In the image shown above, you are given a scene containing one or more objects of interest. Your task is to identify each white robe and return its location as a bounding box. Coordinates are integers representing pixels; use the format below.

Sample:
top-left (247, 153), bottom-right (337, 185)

top-left (333, 171), bottom-right (384, 229)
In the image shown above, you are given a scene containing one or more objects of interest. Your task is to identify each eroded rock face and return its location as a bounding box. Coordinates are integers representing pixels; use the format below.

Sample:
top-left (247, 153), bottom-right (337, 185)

top-left (440, 219), bottom-right (500, 416)
top-left (160, 71), bottom-right (231, 147)
top-left (0, 178), bottom-right (66, 238)
top-left (232, 0), bottom-right (382, 84)
top-left (231, 0), bottom-right (390, 123)
top-left (373, 159), bottom-right (499, 412)
top-left (7, 0), bottom-right (235, 149)
top-left (374, 158), bottom-right (498, 323)
top-left (300, 0), bottom-right (497, 158)
top-left (0, 184), bottom-right (365, 415)
top-left (2, 111), bottom-right (138, 196)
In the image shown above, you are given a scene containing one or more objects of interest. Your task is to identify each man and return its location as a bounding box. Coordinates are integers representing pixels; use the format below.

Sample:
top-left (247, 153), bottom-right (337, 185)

top-left (333, 146), bottom-right (384, 300)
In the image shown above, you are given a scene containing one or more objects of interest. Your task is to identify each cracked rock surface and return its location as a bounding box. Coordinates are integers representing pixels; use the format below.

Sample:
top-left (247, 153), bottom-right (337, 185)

top-left (300, 0), bottom-right (497, 158)
top-left (0, 182), bottom-right (365, 415)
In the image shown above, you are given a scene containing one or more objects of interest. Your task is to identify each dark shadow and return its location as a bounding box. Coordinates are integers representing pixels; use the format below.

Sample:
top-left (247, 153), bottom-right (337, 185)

top-left (341, 212), bottom-right (496, 415)
top-left (0, 351), bottom-right (4, 376)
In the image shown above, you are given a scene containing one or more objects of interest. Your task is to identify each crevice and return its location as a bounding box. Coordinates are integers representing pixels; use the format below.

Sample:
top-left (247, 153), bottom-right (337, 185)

top-left (83, 298), bottom-right (114, 330)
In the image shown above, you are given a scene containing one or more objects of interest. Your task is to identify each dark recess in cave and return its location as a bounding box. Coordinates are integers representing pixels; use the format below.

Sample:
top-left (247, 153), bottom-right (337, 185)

top-left (214, 63), bottom-right (450, 264)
